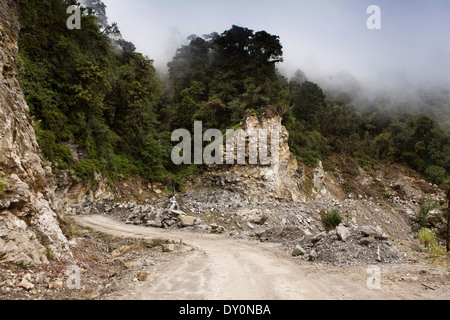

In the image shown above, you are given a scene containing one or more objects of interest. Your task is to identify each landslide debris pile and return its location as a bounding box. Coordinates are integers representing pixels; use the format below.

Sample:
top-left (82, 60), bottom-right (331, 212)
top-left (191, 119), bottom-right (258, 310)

top-left (101, 188), bottom-right (405, 266)
top-left (291, 224), bottom-right (404, 266)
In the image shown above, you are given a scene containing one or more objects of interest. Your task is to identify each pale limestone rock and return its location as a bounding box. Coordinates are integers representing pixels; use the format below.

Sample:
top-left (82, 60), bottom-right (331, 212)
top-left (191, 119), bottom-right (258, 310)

top-left (18, 278), bottom-right (35, 290)
top-left (0, 0), bottom-right (71, 265)
top-left (162, 244), bottom-right (175, 252)
top-left (336, 224), bottom-right (350, 242)
top-left (187, 115), bottom-right (345, 203)
top-left (179, 215), bottom-right (196, 227)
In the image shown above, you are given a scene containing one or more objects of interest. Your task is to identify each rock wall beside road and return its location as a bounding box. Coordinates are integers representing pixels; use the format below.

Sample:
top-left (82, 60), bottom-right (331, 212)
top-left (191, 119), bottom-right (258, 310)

top-left (0, 0), bottom-right (70, 265)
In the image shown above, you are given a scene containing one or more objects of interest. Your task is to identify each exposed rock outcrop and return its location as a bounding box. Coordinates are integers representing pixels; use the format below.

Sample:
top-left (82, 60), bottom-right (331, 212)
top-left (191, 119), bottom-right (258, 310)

top-left (186, 115), bottom-right (345, 202)
top-left (0, 0), bottom-right (70, 265)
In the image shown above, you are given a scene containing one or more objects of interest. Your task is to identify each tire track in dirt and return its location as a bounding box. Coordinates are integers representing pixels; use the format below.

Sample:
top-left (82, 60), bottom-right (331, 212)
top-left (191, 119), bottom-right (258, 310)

top-left (74, 215), bottom-right (417, 300)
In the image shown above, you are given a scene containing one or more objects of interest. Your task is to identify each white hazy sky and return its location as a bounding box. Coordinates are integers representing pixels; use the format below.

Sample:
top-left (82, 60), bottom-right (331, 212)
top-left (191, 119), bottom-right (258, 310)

top-left (102, 0), bottom-right (450, 87)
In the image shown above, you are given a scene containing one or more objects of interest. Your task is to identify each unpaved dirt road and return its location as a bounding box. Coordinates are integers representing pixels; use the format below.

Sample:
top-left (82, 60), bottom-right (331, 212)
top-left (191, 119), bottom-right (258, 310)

top-left (75, 215), bottom-right (449, 300)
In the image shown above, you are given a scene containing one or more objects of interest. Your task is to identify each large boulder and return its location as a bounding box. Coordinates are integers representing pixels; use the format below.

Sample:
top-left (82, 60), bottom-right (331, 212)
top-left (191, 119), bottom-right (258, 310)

top-left (359, 226), bottom-right (388, 240)
top-left (179, 215), bottom-right (196, 227)
top-left (336, 224), bottom-right (350, 242)
top-left (292, 245), bottom-right (306, 257)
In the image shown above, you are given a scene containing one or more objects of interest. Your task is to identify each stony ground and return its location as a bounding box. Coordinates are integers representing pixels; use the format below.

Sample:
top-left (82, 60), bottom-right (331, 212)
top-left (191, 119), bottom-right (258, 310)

top-left (0, 218), bottom-right (191, 300)
top-left (103, 187), bottom-right (432, 268)
top-left (1, 214), bottom-right (447, 300)
top-left (22, 154), bottom-right (446, 300)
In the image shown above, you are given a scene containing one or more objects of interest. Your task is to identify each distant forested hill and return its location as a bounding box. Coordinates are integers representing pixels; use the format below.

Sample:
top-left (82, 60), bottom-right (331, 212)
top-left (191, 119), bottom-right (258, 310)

top-left (17, 0), bottom-right (449, 188)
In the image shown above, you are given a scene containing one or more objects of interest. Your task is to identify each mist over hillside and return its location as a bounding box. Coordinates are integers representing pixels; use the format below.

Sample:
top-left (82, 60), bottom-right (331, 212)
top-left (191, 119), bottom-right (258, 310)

top-left (101, 0), bottom-right (450, 127)
top-left (280, 67), bottom-right (450, 129)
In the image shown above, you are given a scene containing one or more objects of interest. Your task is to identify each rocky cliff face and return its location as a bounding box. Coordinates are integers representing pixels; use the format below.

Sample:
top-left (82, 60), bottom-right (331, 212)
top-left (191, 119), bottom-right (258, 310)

top-left (0, 0), bottom-right (70, 265)
top-left (186, 115), bottom-right (345, 202)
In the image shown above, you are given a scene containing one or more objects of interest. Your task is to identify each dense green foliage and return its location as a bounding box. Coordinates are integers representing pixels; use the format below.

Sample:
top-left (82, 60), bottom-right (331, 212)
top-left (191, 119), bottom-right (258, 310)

top-left (17, 0), bottom-right (449, 189)
top-left (284, 78), bottom-right (450, 184)
top-left (322, 209), bottom-right (343, 230)
top-left (418, 228), bottom-right (447, 259)
top-left (411, 199), bottom-right (449, 251)
top-left (18, 0), bottom-right (166, 181)
top-left (167, 25), bottom-right (288, 130)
